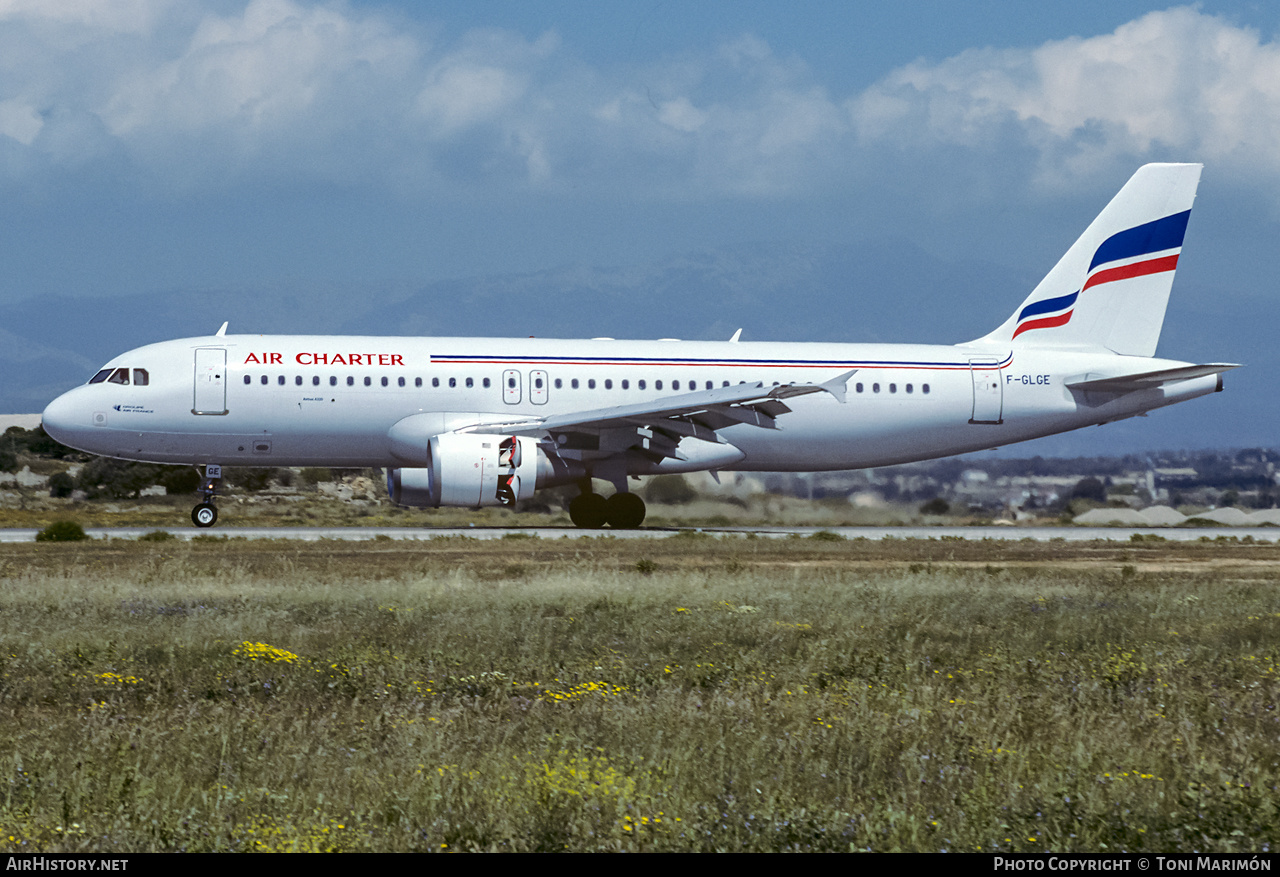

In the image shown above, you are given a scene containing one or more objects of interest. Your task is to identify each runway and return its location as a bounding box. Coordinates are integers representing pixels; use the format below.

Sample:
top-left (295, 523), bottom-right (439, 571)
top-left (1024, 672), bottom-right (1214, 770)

top-left (3, 525), bottom-right (1277, 543)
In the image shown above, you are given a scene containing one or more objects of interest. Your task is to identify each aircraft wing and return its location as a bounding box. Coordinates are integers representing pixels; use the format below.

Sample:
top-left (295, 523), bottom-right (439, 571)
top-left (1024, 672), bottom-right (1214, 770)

top-left (1066, 363), bottom-right (1239, 393)
top-left (458, 370), bottom-right (854, 462)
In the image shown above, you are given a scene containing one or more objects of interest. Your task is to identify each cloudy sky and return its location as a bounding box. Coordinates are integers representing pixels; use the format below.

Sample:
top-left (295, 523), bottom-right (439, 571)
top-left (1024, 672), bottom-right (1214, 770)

top-left (4, 1), bottom-right (1278, 451)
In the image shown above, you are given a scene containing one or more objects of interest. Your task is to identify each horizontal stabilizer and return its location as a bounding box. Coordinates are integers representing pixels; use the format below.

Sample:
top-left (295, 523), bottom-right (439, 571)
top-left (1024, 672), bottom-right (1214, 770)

top-left (1066, 363), bottom-right (1239, 393)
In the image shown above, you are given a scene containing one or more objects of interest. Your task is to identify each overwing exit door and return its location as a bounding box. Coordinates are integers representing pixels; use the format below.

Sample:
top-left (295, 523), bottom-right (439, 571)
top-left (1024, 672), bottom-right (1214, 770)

top-left (530, 370), bottom-right (548, 404)
top-left (503, 369), bottom-right (522, 404)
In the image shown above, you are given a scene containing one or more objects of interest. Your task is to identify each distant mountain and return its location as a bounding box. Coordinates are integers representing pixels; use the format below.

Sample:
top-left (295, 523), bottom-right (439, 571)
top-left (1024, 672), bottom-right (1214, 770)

top-left (339, 240), bottom-right (1020, 345)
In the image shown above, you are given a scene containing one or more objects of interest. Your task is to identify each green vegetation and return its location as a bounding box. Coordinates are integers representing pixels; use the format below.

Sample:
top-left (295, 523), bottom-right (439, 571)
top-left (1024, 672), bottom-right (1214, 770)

top-left (33, 520), bottom-right (88, 542)
top-left (0, 536), bottom-right (1277, 851)
top-left (918, 497), bottom-right (950, 516)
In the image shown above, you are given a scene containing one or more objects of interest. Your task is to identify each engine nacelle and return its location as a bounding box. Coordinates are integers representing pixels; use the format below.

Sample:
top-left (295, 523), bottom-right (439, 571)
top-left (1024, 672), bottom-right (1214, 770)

top-left (386, 433), bottom-right (539, 509)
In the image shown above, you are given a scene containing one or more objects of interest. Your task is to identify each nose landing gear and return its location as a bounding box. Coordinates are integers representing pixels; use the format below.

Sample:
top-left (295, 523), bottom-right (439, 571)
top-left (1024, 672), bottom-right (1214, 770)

top-left (191, 464), bottom-right (221, 528)
top-left (192, 502), bottom-right (218, 528)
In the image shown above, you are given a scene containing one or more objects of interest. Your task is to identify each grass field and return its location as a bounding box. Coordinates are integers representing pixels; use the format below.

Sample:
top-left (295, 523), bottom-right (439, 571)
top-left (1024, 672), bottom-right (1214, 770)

top-left (0, 533), bottom-right (1277, 852)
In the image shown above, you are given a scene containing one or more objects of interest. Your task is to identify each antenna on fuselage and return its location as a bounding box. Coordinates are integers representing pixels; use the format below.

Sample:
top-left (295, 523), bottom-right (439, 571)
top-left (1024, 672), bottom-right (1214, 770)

top-left (215, 322), bottom-right (228, 337)
top-left (729, 328), bottom-right (742, 343)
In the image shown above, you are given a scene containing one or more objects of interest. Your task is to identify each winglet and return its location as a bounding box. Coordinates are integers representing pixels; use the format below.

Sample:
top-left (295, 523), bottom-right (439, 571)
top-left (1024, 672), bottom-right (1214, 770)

top-left (819, 369), bottom-right (856, 404)
top-left (215, 322), bottom-right (228, 337)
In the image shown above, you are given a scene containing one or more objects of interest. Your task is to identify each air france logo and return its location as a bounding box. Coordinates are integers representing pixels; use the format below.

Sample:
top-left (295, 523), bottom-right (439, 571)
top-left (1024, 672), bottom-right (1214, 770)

top-left (1012, 210), bottom-right (1190, 340)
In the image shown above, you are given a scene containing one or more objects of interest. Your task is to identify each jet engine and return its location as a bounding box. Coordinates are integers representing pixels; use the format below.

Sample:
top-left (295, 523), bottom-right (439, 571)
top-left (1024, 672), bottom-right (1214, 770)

top-left (386, 432), bottom-right (539, 508)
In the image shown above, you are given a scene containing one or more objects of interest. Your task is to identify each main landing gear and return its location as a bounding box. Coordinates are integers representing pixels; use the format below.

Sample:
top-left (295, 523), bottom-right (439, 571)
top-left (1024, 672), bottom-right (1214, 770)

top-left (568, 485), bottom-right (646, 529)
top-left (192, 464), bottom-right (221, 528)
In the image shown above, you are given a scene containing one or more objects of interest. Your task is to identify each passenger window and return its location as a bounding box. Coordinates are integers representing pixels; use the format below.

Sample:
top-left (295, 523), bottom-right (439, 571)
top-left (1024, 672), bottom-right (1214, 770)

top-left (449, 378), bottom-right (456, 388)
top-left (133, 369), bottom-right (149, 386)
top-left (655, 380), bottom-right (663, 390)
top-left (384, 377), bottom-right (391, 387)
top-left (722, 381), bottom-right (729, 387)
top-left (672, 380), bottom-right (680, 390)
top-left (346, 376), bottom-right (354, 386)
top-left (508, 377), bottom-right (516, 388)
top-left (535, 377), bottom-right (543, 389)
top-left (243, 375), bottom-right (251, 385)
top-left (873, 383), bottom-right (880, 393)
top-left (555, 379), bottom-right (563, 389)
top-left (313, 376), bottom-right (320, 386)
top-left (923, 384), bottom-right (931, 394)
top-left (482, 377), bottom-right (490, 389)
top-left (295, 376), bottom-right (302, 386)
top-left (906, 384), bottom-right (913, 394)
top-left (639, 380), bottom-right (646, 390)
top-left (889, 383), bottom-right (896, 394)
top-left (261, 375), bottom-right (269, 385)
top-left (621, 380), bottom-right (629, 390)
top-left (856, 383), bottom-right (864, 393)
top-left (89, 369), bottom-right (112, 384)
top-left (571, 379), bottom-right (579, 389)
top-left (109, 368), bottom-right (129, 385)
top-left (588, 379), bottom-right (596, 389)
top-left (604, 379), bottom-right (612, 390)
top-left (466, 377), bottom-right (474, 388)
top-left (329, 376), bottom-right (337, 386)
top-left (366, 377), bottom-right (374, 387)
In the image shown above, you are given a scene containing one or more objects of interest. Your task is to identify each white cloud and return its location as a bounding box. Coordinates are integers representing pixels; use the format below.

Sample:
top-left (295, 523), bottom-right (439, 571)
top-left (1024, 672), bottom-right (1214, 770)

top-left (3, 3), bottom-right (1280, 200)
top-left (105, 0), bottom-right (420, 139)
top-left (851, 7), bottom-right (1280, 186)
top-left (0, 99), bottom-right (41, 145)
top-left (414, 29), bottom-right (556, 137)
top-left (656, 97), bottom-right (706, 133)
top-left (0, 0), bottom-right (168, 33)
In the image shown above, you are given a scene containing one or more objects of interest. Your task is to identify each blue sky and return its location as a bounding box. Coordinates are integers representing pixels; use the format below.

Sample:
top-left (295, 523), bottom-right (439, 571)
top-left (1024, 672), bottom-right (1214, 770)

top-left (3, 1), bottom-right (1278, 451)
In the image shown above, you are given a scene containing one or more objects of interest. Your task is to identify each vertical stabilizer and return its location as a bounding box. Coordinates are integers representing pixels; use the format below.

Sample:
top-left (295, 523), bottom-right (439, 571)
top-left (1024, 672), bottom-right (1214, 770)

top-left (973, 163), bottom-right (1202, 357)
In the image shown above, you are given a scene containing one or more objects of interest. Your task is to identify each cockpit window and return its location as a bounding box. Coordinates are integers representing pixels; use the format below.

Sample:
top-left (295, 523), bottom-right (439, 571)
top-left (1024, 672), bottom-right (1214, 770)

top-left (107, 368), bottom-right (130, 385)
top-left (132, 369), bottom-right (149, 386)
top-left (89, 369), bottom-right (112, 384)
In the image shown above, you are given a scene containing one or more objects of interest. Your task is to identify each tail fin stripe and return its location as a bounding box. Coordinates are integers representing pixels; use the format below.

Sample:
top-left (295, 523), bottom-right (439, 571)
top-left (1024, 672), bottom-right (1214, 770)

top-left (1017, 290), bottom-right (1079, 324)
top-left (1082, 254), bottom-right (1179, 293)
top-left (1012, 310), bottom-right (1074, 340)
top-left (1088, 210), bottom-right (1190, 272)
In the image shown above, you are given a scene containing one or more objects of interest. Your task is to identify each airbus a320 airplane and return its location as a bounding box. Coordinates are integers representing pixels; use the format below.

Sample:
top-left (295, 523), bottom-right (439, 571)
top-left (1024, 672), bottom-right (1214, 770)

top-left (42, 163), bottom-right (1236, 529)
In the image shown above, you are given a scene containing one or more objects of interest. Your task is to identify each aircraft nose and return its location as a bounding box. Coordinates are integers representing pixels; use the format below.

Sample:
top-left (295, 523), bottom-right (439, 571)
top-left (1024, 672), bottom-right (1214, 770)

top-left (41, 389), bottom-right (91, 450)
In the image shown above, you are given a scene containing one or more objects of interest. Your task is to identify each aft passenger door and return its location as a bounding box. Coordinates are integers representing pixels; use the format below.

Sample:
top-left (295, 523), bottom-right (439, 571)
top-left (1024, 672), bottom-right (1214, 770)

top-left (968, 358), bottom-right (1003, 424)
top-left (193, 348), bottom-right (228, 415)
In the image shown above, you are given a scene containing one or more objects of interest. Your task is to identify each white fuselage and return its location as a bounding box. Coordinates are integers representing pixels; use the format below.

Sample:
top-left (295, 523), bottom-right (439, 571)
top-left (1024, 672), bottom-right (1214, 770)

top-left (41, 334), bottom-right (1219, 472)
